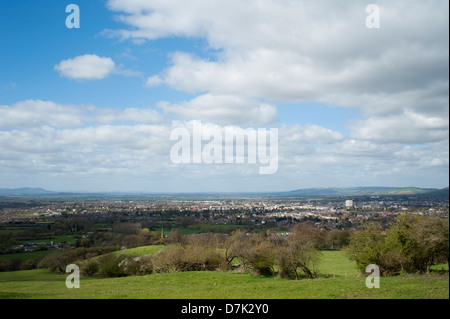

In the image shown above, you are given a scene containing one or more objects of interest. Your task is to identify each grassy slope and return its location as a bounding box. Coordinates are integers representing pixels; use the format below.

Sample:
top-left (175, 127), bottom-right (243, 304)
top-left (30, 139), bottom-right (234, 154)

top-left (0, 250), bottom-right (448, 299)
top-left (0, 250), bottom-right (55, 261)
top-left (112, 245), bottom-right (166, 257)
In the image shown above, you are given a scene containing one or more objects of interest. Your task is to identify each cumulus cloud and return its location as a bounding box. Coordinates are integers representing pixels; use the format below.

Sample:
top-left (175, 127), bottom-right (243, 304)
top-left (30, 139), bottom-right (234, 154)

top-left (92, 107), bottom-right (165, 125)
top-left (2, 1), bottom-right (449, 191)
top-left (0, 100), bottom-right (84, 128)
top-left (0, 100), bottom-right (165, 129)
top-left (55, 54), bottom-right (116, 80)
top-left (350, 111), bottom-right (449, 144)
top-left (145, 75), bottom-right (164, 88)
top-left (158, 93), bottom-right (278, 127)
top-left (101, 0), bottom-right (449, 187)
top-left (106, 0), bottom-right (448, 100)
top-left (0, 100), bottom-right (172, 191)
top-left (0, 100), bottom-right (447, 191)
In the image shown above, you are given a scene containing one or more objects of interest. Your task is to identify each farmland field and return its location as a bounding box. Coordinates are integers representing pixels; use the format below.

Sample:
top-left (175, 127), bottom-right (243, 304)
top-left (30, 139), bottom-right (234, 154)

top-left (107, 245), bottom-right (166, 258)
top-left (0, 249), bottom-right (447, 299)
top-left (0, 250), bottom-right (55, 261)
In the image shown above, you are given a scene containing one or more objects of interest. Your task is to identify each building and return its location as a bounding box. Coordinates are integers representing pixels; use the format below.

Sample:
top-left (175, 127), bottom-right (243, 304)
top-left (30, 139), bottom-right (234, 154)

top-left (345, 200), bottom-right (354, 208)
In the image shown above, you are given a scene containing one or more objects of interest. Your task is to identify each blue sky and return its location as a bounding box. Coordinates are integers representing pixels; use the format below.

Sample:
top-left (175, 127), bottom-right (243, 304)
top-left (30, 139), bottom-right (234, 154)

top-left (0, 0), bottom-right (448, 192)
top-left (1, 0), bottom-right (193, 108)
top-left (0, 0), bottom-right (358, 128)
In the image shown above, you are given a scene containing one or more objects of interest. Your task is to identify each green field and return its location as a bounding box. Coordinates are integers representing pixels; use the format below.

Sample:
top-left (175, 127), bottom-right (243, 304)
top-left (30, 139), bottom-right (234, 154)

top-left (0, 249), bottom-right (447, 299)
top-left (174, 224), bottom-right (248, 235)
top-left (112, 245), bottom-right (166, 257)
top-left (0, 250), bottom-right (55, 261)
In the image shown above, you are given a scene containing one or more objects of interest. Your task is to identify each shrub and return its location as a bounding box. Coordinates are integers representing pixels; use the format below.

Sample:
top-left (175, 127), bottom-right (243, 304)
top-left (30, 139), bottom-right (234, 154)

top-left (344, 224), bottom-right (386, 274)
top-left (246, 241), bottom-right (276, 277)
top-left (346, 215), bottom-right (449, 276)
top-left (38, 251), bottom-right (75, 273)
top-left (38, 246), bottom-right (120, 273)
top-left (151, 245), bottom-right (223, 273)
top-left (119, 255), bottom-right (153, 276)
top-left (275, 228), bottom-right (321, 279)
top-left (151, 246), bottom-right (188, 273)
top-left (81, 259), bottom-right (100, 276)
top-left (21, 259), bottom-right (37, 270)
top-left (97, 253), bottom-right (127, 277)
top-left (0, 258), bottom-right (22, 272)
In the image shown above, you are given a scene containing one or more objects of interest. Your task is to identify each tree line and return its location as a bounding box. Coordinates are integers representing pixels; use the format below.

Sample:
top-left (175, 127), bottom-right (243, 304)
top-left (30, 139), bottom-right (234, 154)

top-left (37, 222), bottom-right (336, 279)
top-left (345, 214), bottom-right (449, 275)
top-left (3, 215), bottom-right (447, 278)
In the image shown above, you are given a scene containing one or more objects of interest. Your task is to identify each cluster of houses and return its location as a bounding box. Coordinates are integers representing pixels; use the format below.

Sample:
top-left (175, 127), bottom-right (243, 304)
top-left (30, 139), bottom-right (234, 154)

top-left (6, 241), bottom-right (72, 254)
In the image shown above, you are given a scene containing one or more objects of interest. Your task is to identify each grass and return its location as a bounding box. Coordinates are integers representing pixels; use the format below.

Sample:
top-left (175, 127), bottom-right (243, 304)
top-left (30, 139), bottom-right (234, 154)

top-left (0, 249), bottom-right (447, 299)
top-left (88, 244), bottom-right (166, 261)
top-left (112, 245), bottom-right (166, 257)
top-left (0, 268), bottom-right (447, 299)
top-left (0, 250), bottom-right (55, 261)
top-left (0, 228), bottom-right (24, 235)
top-left (318, 250), bottom-right (359, 277)
top-left (176, 224), bottom-right (248, 235)
top-left (20, 234), bottom-right (77, 245)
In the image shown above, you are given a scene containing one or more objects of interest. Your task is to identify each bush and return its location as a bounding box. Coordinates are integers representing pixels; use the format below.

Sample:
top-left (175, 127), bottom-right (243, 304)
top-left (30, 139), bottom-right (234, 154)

top-left (0, 258), bottom-right (22, 272)
top-left (275, 228), bottom-right (320, 279)
top-left (346, 215), bottom-right (449, 276)
top-left (246, 241), bottom-right (276, 277)
top-left (151, 245), bottom-right (223, 273)
top-left (81, 259), bottom-right (100, 276)
top-left (119, 255), bottom-right (153, 276)
top-left (185, 246), bottom-right (223, 272)
top-left (21, 259), bottom-right (37, 270)
top-left (151, 246), bottom-right (189, 273)
top-left (344, 224), bottom-right (386, 274)
top-left (277, 242), bottom-right (320, 279)
top-left (38, 251), bottom-right (75, 273)
top-left (277, 249), bottom-right (298, 279)
top-left (97, 253), bottom-right (127, 277)
top-left (378, 250), bottom-right (405, 276)
top-left (38, 246), bottom-right (120, 273)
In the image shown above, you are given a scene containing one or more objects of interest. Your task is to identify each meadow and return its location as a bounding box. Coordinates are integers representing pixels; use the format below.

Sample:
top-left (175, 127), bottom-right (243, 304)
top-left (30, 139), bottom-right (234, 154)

top-left (0, 249), bottom-right (447, 299)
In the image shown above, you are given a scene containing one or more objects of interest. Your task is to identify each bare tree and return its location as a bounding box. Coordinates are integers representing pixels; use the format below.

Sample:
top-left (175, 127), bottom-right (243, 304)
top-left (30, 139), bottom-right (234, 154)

top-left (277, 225), bottom-right (321, 279)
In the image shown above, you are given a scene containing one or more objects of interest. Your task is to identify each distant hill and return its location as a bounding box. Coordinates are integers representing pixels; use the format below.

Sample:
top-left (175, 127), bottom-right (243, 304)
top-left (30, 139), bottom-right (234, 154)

top-left (0, 187), bottom-right (56, 195)
top-left (413, 187), bottom-right (449, 199)
top-left (0, 186), bottom-right (447, 200)
top-left (286, 186), bottom-right (441, 197)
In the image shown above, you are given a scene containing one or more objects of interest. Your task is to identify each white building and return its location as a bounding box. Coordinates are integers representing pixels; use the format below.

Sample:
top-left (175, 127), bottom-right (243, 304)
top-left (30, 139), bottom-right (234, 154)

top-left (345, 200), bottom-right (354, 208)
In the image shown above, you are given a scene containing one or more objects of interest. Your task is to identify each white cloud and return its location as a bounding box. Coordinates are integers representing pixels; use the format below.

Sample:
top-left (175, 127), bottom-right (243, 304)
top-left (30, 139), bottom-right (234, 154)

top-left (0, 103), bottom-right (448, 191)
top-left (158, 93), bottom-right (278, 127)
top-left (107, 0), bottom-right (448, 100)
top-left (350, 111), bottom-right (449, 144)
top-left (3, 1), bottom-right (449, 191)
top-left (0, 100), bottom-right (165, 128)
top-left (145, 75), bottom-right (164, 88)
top-left (93, 107), bottom-right (165, 125)
top-left (115, 1), bottom-right (448, 149)
top-left (0, 100), bottom-right (84, 128)
top-left (101, 0), bottom-right (449, 188)
top-left (54, 54), bottom-right (116, 80)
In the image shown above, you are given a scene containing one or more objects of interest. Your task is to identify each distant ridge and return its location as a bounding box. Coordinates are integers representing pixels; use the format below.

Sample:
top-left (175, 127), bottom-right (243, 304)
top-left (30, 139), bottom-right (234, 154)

top-left (286, 186), bottom-right (441, 197)
top-left (0, 186), bottom-right (447, 199)
top-left (0, 187), bottom-right (56, 195)
top-left (414, 187), bottom-right (449, 199)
